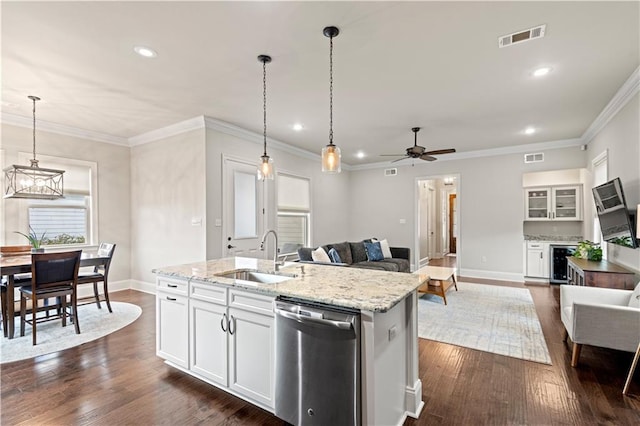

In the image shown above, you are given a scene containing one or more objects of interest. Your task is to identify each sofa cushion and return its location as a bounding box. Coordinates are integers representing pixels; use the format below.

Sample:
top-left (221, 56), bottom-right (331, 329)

top-left (354, 261), bottom-right (399, 272)
top-left (364, 241), bottom-right (384, 261)
top-left (377, 258), bottom-right (410, 273)
top-left (349, 242), bottom-right (368, 263)
top-left (311, 247), bottom-right (331, 263)
top-left (328, 248), bottom-right (342, 263)
top-left (629, 282), bottom-right (640, 308)
top-left (327, 242), bottom-right (353, 265)
top-left (379, 239), bottom-right (392, 259)
top-left (298, 247), bottom-right (314, 262)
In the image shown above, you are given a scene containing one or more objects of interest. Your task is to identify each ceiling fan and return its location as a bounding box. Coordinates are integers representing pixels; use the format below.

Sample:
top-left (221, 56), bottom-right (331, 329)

top-left (381, 127), bottom-right (456, 163)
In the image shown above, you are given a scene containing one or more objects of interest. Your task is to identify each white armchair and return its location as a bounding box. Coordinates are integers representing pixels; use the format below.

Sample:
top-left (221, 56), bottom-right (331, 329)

top-left (560, 284), bottom-right (640, 367)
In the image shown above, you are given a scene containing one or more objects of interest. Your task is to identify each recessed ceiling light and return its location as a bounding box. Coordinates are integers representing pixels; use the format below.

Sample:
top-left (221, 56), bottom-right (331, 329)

top-left (292, 123), bottom-right (303, 131)
top-left (356, 151), bottom-right (365, 159)
top-left (134, 46), bottom-right (157, 58)
top-left (533, 67), bottom-right (551, 77)
top-left (524, 127), bottom-right (536, 135)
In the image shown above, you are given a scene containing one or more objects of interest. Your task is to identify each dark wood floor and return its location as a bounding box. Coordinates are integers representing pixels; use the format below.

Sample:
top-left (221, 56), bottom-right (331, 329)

top-left (2, 265), bottom-right (639, 425)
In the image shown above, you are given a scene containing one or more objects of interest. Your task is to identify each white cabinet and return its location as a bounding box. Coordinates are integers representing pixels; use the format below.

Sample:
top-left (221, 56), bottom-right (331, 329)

top-left (525, 185), bottom-right (582, 221)
top-left (156, 277), bottom-right (189, 368)
top-left (526, 242), bottom-right (548, 278)
top-left (227, 289), bottom-right (275, 408)
top-left (158, 277), bottom-right (276, 411)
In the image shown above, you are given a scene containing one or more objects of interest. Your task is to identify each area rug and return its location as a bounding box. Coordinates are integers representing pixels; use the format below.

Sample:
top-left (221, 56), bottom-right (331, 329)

top-left (1, 302), bottom-right (142, 364)
top-left (418, 282), bottom-right (552, 364)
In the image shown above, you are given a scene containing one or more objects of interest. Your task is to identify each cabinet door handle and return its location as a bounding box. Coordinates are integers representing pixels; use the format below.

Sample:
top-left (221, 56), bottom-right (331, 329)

top-left (228, 315), bottom-right (236, 335)
top-left (540, 252), bottom-right (543, 259)
top-left (166, 296), bottom-right (176, 301)
top-left (552, 212), bottom-right (555, 219)
top-left (167, 284), bottom-right (178, 288)
top-left (221, 313), bottom-right (227, 332)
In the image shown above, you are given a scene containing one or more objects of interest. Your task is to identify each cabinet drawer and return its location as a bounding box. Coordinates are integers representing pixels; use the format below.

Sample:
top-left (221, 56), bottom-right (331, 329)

top-left (191, 281), bottom-right (227, 305)
top-left (229, 289), bottom-right (275, 316)
top-left (157, 277), bottom-right (188, 296)
top-left (527, 242), bottom-right (544, 249)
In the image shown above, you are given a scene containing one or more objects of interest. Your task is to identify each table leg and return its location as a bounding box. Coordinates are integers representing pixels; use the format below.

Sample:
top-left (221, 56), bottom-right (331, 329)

top-left (7, 275), bottom-right (14, 339)
top-left (623, 342), bottom-right (640, 395)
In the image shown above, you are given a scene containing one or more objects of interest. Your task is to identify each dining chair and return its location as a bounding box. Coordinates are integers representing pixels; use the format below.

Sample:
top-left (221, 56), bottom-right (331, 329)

top-left (77, 243), bottom-right (116, 313)
top-left (1, 274), bottom-right (37, 338)
top-left (19, 250), bottom-right (82, 345)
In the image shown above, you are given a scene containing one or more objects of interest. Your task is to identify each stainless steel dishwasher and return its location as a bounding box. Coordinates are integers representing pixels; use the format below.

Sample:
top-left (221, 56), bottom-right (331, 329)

top-left (274, 296), bottom-right (361, 426)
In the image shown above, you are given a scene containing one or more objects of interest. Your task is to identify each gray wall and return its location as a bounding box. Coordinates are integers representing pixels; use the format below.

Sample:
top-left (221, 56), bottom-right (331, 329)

top-left (585, 93), bottom-right (640, 272)
top-left (348, 147), bottom-right (587, 280)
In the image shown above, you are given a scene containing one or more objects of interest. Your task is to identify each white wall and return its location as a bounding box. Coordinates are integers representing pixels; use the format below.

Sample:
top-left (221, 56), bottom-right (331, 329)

top-left (204, 125), bottom-right (351, 261)
top-left (585, 93), bottom-right (640, 272)
top-left (349, 147), bottom-right (587, 280)
top-left (130, 128), bottom-right (206, 284)
top-left (1, 124), bottom-right (131, 282)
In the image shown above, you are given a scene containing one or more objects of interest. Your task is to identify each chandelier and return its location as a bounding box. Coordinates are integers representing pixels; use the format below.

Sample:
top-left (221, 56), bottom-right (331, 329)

top-left (257, 54), bottom-right (275, 181)
top-left (321, 26), bottom-right (341, 173)
top-left (4, 96), bottom-right (65, 199)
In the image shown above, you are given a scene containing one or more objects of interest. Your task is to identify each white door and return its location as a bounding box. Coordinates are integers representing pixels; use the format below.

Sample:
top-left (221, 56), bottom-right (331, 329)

top-left (427, 185), bottom-right (436, 259)
top-left (223, 158), bottom-right (266, 257)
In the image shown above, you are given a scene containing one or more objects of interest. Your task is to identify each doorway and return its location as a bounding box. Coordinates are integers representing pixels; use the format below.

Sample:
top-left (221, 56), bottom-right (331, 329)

top-left (415, 175), bottom-right (459, 268)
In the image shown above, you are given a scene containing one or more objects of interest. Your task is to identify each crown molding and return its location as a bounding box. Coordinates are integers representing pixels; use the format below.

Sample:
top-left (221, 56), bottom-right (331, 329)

top-left (582, 65), bottom-right (640, 144)
top-left (128, 116), bottom-right (205, 146)
top-left (349, 138), bottom-right (584, 171)
top-left (1, 112), bottom-right (129, 146)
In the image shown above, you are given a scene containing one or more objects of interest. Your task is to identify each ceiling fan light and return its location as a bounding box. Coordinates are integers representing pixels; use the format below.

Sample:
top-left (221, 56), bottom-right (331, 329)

top-left (322, 144), bottom-right (341, 173)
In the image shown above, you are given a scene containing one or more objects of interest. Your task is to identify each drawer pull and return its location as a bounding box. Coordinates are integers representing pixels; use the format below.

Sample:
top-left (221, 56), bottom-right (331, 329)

top-left (167, 284), bottom-right (178, 288)
top-left (166, 296), bottom-right (177, 301)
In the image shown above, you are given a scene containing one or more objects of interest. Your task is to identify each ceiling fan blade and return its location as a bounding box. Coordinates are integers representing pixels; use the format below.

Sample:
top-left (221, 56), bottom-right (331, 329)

top-left (380, 154), bottom-right (405, 157)
top-left (423, 148), bottom-right (456, 156)
top-left (391, 156), bottom-right (410, 163)
top-left (420, 154), bottom-right (437, 161)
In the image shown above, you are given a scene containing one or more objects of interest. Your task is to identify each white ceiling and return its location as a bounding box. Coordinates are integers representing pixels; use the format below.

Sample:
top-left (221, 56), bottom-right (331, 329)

top-left (2, 1), bottom-right (639, 166)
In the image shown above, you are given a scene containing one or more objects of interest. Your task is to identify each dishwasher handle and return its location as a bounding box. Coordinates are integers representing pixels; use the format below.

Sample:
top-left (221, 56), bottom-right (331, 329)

top-left (274, 307), bottom-right (354, 330)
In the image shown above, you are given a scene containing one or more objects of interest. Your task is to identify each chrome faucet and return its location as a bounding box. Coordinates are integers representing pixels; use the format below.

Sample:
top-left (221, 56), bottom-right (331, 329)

top-left (260, 229), bottom-right (282, 272)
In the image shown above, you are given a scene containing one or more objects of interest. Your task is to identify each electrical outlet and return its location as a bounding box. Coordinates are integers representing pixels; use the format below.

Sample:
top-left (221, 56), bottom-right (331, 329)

top-left (388, 325), bottom-right (397, 341)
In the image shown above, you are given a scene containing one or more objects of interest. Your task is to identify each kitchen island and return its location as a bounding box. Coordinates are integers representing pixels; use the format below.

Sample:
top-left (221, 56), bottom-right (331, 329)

top-left (153, 257), bottom-right (427, 425)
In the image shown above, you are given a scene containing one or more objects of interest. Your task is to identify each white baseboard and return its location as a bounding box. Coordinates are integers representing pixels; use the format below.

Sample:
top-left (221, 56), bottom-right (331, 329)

top-left (130, 279), bottom-right (156, 295)
top-left (458, 268), bottom-right (524, 283)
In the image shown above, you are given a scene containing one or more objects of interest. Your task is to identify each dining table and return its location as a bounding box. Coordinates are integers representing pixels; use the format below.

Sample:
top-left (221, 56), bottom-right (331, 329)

top-left (1, 251), bottom-right (110, 339)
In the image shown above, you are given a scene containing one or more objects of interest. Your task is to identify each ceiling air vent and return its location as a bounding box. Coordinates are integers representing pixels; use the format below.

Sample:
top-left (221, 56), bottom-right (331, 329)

top-left (524, 153), bottom-right (544, 163)
top-left (384, 168), bottom-right (398, 177)
top-left (498, 24), bottom-right (546, 48)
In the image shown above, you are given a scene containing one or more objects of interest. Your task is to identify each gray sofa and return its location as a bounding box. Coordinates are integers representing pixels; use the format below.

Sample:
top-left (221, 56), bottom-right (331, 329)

top-left (297, 239), bottom-right (411, 273)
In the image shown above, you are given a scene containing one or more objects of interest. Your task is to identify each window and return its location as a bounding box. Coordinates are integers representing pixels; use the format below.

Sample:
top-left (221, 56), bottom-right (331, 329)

top-left (19, 154), bottom-right (97, 247)
top-left (277, 173), bottom-right (311, 257)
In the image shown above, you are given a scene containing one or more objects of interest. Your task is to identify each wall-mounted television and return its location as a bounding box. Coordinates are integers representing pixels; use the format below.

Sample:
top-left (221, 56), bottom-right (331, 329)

top-left (592, 177), bottom-right (638, 249)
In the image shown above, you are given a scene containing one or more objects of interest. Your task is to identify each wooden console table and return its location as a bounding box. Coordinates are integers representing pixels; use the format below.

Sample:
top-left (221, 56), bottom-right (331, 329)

top-left (566, 257), bottom-right (637, 289)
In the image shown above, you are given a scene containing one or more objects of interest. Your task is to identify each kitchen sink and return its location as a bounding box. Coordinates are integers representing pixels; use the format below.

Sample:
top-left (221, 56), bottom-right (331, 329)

top-left (215, 269), bottom-right (295, 285)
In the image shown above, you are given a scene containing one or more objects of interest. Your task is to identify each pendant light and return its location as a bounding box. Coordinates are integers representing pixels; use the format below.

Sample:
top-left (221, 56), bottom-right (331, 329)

top-left (321, 26), bottom-right (341, 173)
top-left (3, 96), bottom-right (65, 199)
top-left (257, 54), bottom-right (275, 181)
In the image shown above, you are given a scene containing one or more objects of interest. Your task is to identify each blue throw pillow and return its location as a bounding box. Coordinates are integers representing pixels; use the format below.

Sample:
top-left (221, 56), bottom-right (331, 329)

top-left (364, 241), bottom-right (384, 261)
top-left (328, 247), bottom-right (342, 263)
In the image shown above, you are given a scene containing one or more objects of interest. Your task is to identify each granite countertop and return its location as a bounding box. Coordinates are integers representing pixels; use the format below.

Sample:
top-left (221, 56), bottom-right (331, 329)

top-left (153, 257), bottom-right (428, 313)
top-left (524, 235), bottom-right (583, 242)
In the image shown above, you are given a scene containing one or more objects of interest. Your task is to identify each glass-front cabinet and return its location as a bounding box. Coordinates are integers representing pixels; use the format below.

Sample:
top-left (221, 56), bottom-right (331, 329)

top-left (525, 185), bottom-right (582, 221)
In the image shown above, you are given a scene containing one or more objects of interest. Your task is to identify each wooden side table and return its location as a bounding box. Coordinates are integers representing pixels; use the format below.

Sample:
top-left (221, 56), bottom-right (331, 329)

top-left (566, 257), bottom-right (637, 289)
top-left (414, 266), bottom-right (458, 305)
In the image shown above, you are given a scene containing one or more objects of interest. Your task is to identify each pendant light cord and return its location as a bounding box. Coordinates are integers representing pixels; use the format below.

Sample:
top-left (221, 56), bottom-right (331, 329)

top-left (32, 97), bottom-right (37, 161)
top-left (329, 35), bottom-right (334, 147)
top-left (263, 59), bottom-right (267, 157)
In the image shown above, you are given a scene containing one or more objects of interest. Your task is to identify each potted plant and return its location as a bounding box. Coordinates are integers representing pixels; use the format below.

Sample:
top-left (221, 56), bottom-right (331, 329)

top-left (575, 240), bottom-right (603, 261)
top-left (15, 227), bottom-right (47, 253)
